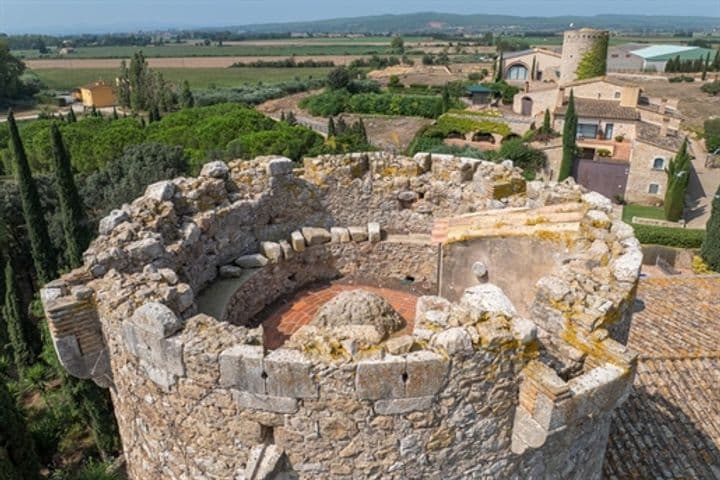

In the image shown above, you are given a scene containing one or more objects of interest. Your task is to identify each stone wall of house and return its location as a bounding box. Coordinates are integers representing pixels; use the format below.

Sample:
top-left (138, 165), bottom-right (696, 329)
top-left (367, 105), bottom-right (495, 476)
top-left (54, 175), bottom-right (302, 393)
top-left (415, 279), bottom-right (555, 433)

top-left (626, 141), bottom-right (674, 204)
top-left (40, 154), bottom-right (641, 480)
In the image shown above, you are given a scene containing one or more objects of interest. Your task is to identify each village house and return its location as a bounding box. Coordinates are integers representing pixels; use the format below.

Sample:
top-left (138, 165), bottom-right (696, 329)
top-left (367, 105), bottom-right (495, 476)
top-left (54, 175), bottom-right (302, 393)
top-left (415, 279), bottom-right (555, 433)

top-left (79, 81), bottom-right (117, 108)
top-left (516, 77), bottom-right (685, 204)
top-left (500, 47), bottom-right (562, 84)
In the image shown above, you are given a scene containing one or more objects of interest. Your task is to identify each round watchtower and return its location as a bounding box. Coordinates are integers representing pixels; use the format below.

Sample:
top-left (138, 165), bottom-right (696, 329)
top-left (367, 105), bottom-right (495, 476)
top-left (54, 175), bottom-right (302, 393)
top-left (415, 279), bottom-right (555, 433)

top-left (560, 28), bottom-right (610, 85)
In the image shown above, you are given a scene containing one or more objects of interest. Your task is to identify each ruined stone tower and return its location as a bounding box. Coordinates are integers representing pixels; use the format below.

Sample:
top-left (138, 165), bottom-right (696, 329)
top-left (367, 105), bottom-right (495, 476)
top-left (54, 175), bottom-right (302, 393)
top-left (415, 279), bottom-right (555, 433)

top-left (560, 28), bottom-right (610, 84)
top-left (41, 153), bottom-right (641, 479)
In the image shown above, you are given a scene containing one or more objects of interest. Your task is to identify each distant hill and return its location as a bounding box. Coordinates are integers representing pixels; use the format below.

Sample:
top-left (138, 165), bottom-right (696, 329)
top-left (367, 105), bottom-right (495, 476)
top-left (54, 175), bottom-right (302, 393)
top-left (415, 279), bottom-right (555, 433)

top-left (224, 13), bottom-right (720, 35)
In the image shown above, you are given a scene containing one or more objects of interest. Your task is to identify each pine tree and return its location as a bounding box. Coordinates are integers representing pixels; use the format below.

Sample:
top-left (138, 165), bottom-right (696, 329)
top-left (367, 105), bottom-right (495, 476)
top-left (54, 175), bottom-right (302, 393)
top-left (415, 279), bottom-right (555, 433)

top-left (558, 90), bottom-right (577, 181)
top-left (701, 185), bottom-right (720, 271)
top-left (0, 379), bottom-right (41, 479)
top-left (65, 376), bottom-right (119, 459)
top-left (664, 138), bottom-right (691, 221)
top-left (542, 108), bottom-right (551, 134)
top-left (67, 108), bottom-right (77, 123)
top-left (3, 261), bottom-right (33, 374)
top-left (6, 111), bottom-right (56, 284)
top-left (180, 80), bottom-right (194, 108)
top-left (327, 117), bottom-right (336, 137)
top-left (50, 124), bottom-right (90, 268)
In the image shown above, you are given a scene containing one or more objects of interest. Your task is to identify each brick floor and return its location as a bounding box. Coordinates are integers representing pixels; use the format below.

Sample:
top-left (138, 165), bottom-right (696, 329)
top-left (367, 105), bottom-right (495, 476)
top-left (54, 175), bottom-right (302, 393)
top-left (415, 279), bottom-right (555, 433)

top-left (262, 283), bottom-right (418, 350)
top-left (603, 276), bottom-right (720, 479)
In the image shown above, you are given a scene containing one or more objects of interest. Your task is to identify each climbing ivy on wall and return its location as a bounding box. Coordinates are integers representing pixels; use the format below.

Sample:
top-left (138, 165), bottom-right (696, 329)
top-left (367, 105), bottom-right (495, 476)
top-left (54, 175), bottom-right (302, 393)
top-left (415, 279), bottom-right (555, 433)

top-left (575, 36), bottom-right (609, 80)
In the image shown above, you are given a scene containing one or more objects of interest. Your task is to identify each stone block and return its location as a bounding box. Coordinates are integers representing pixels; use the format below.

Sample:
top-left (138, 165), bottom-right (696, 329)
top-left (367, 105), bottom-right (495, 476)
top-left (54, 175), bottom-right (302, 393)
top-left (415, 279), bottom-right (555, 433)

top-left (582, 191), bottom-right (613, 213)
top-left (219, 265), bottom-right (244, 278)
top-left (290, 230), bottom-right (306, 252)
top-left (236, 254), bottom-right (269, 268)
top-left (405, 351), bottom-right (448, 397)
top-left (430, 327), bottom-right (473, 355)
top-left (374, 396), bottom-right (433, 415)
top-left (200, 160), bottom-right (229, 179)
top-left (234, 391), bottom-right (298, 414)
top-left (144, 180), bottom-right (175, 202)
top-left (301, 227), bottom-right (331, 246)
top-left (611, 249), bottom-right (643, 283)
top-left (140, 359), bottom-right (178, 392)
top-left (219, 344), bottom-right (265, 394)
top-left (266, 157), bottom-right (294, 176)
top-left (385, 335), bottom-right (414, 355)
top-left (368, 222), bottom-right (381, 243)
top-left (348, 226), bottom-right (368, 242)
top-left (278, 240), bottom-right (294, 260)
top-left (461, 283), bottom-right (517, 318)
top-left (264, 349), bottom-right (317, 399)
top-left (355, 356), bottom-right (405, 400)
top-left (330, 227), bottom-right (351, 243)
top-left (260, 242), bottom-right (283, 263)
top-left (126, 238), bottom-right (164, 262)
top-left (98, 209), bottom-right (128, 235)
top-left (510, 318), bottom-right (537, 345)
top-left (131, 302), bottom-right (183, 338)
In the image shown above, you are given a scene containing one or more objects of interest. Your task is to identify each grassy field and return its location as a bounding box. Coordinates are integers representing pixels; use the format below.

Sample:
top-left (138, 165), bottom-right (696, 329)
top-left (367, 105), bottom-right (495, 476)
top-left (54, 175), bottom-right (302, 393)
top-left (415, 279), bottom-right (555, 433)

top-left (14, 43), bottom-right (403, 59)
top-left (508, 35), bottom-right (718, 48)
top-left (623, 204), bottom-right (667, 223)
top-left (33, 67), bottom-right (333, 90)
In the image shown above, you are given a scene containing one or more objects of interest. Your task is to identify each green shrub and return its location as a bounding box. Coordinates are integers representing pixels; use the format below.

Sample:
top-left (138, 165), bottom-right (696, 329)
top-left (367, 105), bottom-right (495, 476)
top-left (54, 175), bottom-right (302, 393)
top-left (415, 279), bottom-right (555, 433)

top-left (424, 115), bottom-right (512, 138)
top-left (704, 118), bottom-right (720, 153)
top-left (631, 224), bottom-right (705, 248)
top-left (299, 90), bottom-right (351, 116)
top-left (701, 81), bottom-right (720, 96)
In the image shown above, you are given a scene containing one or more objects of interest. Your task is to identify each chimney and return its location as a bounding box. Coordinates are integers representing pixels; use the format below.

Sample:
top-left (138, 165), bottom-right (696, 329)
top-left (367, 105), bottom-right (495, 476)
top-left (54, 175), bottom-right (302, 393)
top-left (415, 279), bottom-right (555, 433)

top-left (619, 86), bottom-right (640, 108)
top-left (660, 118), bottom-right (670, 137)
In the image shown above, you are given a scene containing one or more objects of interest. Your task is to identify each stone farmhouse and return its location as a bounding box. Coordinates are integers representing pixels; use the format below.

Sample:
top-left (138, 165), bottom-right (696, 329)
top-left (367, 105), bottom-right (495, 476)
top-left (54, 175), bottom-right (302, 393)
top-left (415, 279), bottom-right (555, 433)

top-left (499, 28), bottom-right (687, 205)
top-left (516, 76), bottom-right (684, 203)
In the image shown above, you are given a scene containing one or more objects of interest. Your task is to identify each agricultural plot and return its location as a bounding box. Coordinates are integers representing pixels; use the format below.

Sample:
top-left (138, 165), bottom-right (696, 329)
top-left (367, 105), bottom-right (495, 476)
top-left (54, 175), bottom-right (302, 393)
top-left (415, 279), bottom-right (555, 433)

top-left (33, 67), bottom-right (333, 90)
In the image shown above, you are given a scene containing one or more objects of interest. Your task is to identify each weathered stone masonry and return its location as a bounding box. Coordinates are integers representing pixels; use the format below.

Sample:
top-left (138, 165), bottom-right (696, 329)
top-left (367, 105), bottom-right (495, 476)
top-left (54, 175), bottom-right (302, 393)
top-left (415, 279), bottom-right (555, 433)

top-left (41, 153), bottom-right (641, 479)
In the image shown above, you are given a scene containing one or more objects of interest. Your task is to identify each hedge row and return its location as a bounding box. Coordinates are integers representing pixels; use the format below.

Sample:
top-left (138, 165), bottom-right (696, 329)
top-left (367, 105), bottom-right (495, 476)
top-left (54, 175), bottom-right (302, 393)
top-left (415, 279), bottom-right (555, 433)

top-left (632, 224), bottom-right (706, 248)
top-left (299, 90), bottom-right (447, 118)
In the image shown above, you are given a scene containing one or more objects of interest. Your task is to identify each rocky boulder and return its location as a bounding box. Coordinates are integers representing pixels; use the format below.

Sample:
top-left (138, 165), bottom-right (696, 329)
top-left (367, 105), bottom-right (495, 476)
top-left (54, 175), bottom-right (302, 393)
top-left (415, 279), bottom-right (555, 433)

top-left (311, 290), bottom-right (405, 339)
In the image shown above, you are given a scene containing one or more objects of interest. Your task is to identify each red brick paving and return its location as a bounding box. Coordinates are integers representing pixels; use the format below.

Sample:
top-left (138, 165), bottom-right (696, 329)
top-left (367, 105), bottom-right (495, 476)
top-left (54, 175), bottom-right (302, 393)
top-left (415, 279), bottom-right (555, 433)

top-left (263, 283), bottom-right (419, 349)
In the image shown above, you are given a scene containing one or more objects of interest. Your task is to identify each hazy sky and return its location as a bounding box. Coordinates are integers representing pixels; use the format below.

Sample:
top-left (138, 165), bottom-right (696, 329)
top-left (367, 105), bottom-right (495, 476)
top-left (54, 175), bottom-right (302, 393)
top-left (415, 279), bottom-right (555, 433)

top-left (1, 0), bottom-right (719, 34)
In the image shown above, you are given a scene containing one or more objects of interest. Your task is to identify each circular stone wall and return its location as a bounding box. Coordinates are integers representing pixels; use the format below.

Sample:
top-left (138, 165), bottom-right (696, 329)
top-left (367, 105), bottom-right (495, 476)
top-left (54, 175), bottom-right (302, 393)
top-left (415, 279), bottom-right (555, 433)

top-left (40, 153), bottom-right (641, 480)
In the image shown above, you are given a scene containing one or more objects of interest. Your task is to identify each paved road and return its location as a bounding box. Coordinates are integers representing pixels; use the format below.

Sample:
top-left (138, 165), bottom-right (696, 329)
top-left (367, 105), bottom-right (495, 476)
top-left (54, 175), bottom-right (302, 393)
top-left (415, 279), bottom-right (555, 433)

top-left (685, 138), bottom-right (720, 228)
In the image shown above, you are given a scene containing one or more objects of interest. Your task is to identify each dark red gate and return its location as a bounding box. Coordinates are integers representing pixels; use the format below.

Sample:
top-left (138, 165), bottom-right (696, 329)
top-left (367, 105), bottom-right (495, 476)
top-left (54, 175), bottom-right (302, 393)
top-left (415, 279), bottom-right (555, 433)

top-left (573, 159), bottom-right (629, 201)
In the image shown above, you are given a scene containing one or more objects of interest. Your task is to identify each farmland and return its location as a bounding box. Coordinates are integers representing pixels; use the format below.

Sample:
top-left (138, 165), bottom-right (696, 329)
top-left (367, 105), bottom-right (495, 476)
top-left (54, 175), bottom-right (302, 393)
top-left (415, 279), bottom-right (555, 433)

top-left (32, 66), bottom-right (333, 90)
top-left (13, 43), bottom-right (407, 59)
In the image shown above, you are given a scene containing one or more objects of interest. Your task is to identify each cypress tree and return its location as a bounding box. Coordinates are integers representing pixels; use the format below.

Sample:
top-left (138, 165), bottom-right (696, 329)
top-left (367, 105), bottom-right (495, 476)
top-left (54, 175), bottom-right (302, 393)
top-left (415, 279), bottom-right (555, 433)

top-left (701, 185), bottom-right (720, 271)
top-left (702, 52), bottom-right (710, 80)
top-left (65, 376), bottom-right (119, 459)
top-left (0, 379), bottom-right (41, 480)
top-left (356, 118), bottom-right (368, 143)
top-left (280, 111), bottom-right (285, 122)
top-left (542, 108), bottom-right (551, 134)
top-left (285, 111), bottom-right (297, 126)
top-left (327, 116), bottom-right (336, 137)
top-left (6, 111), bottom-right (56, 284)
top-left (67, 108), bottom-right (77, 123)
top-left (495, 51), bottom-right (504, 82)
top-left (181, 80), bottom-right (194, 108)
top-left (50, 124), bottom-right (90, 268)
top-left (531, 56), bottom-right (537, 81)
top-left (558, 90), bottom-right (577, 181)
top-left (664, 138), bottom-right (691, 221)
top-left (112, 106), bottom-right (119, 120)
top-left (713, 49), bottom-right (720, 71)
top-left (441, 84), bottom-right (451, 113)
top-left (3, 261), bottom-right (33, 374)
top-left (152, 105), bottom-right (161, 122)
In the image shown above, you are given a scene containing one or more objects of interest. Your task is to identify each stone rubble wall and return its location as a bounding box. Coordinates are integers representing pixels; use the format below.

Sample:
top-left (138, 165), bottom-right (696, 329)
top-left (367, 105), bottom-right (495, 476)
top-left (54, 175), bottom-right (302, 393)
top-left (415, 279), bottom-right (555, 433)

top-left (38, 153), bottom-right (642, 480)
